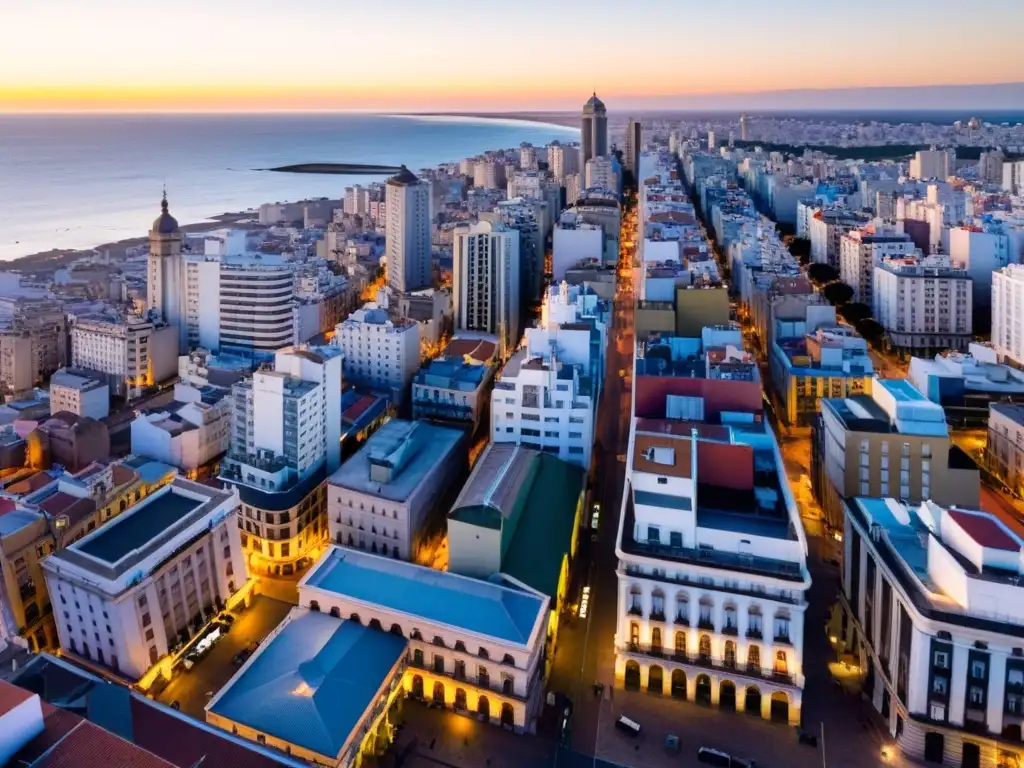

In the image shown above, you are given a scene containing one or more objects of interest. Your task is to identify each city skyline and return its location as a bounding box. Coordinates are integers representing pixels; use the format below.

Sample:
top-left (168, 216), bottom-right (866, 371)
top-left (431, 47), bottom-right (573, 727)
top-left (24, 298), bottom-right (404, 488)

top-left (3, 0), bottom-right (1023, 112)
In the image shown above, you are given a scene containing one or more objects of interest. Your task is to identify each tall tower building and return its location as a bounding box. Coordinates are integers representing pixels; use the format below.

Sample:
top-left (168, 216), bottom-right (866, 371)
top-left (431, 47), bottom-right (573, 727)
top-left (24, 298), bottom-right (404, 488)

top-left (740, 113), bottom-right (749, 141)
top-left (453, 221), bottom-right (521, 357)
top-left (385, 165), bottom-right (432, 295)
top-left (580, 93), bottom-right (608, 167)
top-left (147, 193), bottom-right (185, 352)
top-left (624, 118), bottom-right (642, 179)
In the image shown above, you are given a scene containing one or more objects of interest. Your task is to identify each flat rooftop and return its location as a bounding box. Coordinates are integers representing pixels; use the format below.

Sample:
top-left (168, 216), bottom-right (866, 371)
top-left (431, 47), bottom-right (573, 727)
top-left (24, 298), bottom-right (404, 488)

top-left (208, 610), bottom-right (406, 760)
top-left (302, 547), bottom-right (546, 646)
top-left (76, 490), bottom-right (201, 564)
top-left (329, 420), bottom-right (463, 502)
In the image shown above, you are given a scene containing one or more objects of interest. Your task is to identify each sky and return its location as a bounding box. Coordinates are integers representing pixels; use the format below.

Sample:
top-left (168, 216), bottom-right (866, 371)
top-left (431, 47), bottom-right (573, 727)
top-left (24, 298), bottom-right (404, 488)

top-left (4, 0), bottom-right (1024, 112)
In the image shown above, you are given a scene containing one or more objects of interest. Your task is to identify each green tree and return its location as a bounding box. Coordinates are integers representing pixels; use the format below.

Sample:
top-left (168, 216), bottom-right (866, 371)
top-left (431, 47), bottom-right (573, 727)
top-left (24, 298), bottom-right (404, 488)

top-left (808, 263), bottom-right (840, 285)
top-left (823, 282), bottom-right (854, 305)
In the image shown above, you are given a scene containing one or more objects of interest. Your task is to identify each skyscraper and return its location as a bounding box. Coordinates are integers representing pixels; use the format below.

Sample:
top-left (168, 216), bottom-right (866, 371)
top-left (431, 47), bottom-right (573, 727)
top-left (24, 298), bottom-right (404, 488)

top-left (453, 221), bottom-right (521, 357)
top-left (147, 192), bottom-right (185, 353)
top-left (385, 165), bottom-right (431, 294)
top-left (624, 118), bottom-right (641, 179)
top-left (740, 113), bottom-right (749, 141)
top-left (580, 93), bottom-right (607, 167)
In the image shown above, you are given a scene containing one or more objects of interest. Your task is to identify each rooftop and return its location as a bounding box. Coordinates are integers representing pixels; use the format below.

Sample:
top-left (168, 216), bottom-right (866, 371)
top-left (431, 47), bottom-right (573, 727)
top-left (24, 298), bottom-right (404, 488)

top-left (301, 547), bottom-right (547, 646)
top-left (226, 463), bottom-right (327, 513)
top-left (329, 420), bottom-right (464, 502)
top-left (75, 489), bottom-right (201, 564)
top-left (413, 357), bottom-right (489, 392)
top-left (208, 610), bottom-right (406, 761)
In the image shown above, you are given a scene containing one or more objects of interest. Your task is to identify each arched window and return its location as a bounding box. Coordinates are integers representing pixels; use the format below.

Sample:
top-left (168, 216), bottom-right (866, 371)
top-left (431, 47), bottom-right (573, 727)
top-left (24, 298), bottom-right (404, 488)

top-left (724, 641), bottom-right (736, 668)
top-left (651, 627), bottom-right (662, 653)
top-left (747, 645), bottom-right (761, 671)
top-left (674, 631), bottom-right (686, 658)
top-left (349, 613), bottom-right (361, 624)
top-left (478, 647), bottom-right (489, 659)
top-left (629, 622), bottom-right (639, 647)
top-left (390, 623), bottom-right (403, 636)
top-left (775, 651), bottom-right (788, 675)
top-left (698, 634), bottom-right (711, 662)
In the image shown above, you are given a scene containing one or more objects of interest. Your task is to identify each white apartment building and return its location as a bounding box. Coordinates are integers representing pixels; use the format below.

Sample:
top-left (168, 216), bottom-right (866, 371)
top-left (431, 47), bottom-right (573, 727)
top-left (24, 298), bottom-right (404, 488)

top-left (909, 149), bottom-right (952, 181)
top-left (564, 173), bottom-right (582, 206)
top-left (40, 478), bottom-right (249, 681)
top-left (840, 497), bottom-right (1024, 768)
top-left (490, 347), bottom-right (594, 470)
top-left (71, 316), bottom-right (178, 399)
top-left (131, 382), bottom-right (231, 472)
top-left (585, 155), bottom-right (619, 196)
top-left (552, 211), bottom-right (603, 281)
top-left (297, 546), bottom-right (550, 733)
top-left (49, 369), bottom-right (109, 420)
top-left (1002, 159), bottom-right (1024, 195)
top-left (335, 305), bottom-right (420, 404)
top-left (808, 209), bottom-right (872, 267)
top-left (386, 167), bottom-right (432, 294)
top-left (327, 419), bottom-right (465, 561)
top-left (839, 230), bottom-right (917, 305)
top-left (551, 144), bottom-right (580, 182)
top-left (613, 417), bottom-right (811, 725)
top-left (949, 226), bottom-right (1013, 309)
top-left (344, 184), bottom-right (369, 216)
top-left (473, 160), bottom-right (506, 191)
top-left (993, 264), bottom-right (1024, 367)
top-left (506, 172), bottom-right (543, 201)
top-left (874, 260), bottom-right (973, 354)
top-left (453, 221), bottom-right (521, 357)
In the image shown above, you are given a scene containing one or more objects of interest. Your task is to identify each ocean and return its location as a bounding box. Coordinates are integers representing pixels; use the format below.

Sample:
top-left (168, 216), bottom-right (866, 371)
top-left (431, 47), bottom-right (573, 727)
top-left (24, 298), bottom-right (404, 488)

top-left (0, 113), bottom-right (577, 261)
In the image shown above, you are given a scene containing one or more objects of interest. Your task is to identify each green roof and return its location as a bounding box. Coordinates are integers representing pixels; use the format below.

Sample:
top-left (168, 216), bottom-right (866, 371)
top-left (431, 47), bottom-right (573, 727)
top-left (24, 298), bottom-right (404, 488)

top-left (501, 454), bottom-right (584, 600)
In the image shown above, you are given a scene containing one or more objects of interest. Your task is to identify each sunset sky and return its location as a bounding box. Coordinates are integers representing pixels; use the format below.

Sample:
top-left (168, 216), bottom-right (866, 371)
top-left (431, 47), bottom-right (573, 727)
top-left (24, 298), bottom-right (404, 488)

top-left (4, 0), bottom-right (1023, 112)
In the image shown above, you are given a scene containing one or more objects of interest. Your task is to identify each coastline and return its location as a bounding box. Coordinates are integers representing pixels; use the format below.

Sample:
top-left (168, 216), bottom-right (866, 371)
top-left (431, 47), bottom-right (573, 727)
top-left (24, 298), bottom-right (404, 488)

top-left (391, 111), bottom-right (578, 130)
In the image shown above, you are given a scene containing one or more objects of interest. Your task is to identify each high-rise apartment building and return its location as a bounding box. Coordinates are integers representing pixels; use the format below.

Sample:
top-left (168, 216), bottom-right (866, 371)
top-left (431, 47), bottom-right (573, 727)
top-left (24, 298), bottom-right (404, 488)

top-left (839, 230), bottom-right (917, 305)
top-left (453, 221), bottom-right (521, 357)
top-left (334, 305), bottom-right (420, 403)
top-left (993, 264), bottom-right (1024, 367)
top-left (908, 149), bottom-right (953, 181)
top-left (739, 113), bottom-right (749, 141)
top-left (873, 261), bottom-right (973, 355)
top-left (624, 119), bottom-right (642, 180)
top-left (580, 93), bottom-right (607, 167)
top-left (551, 143), bottom-right (580, 182)
top-left (385, 166), bottom-right (431, 295)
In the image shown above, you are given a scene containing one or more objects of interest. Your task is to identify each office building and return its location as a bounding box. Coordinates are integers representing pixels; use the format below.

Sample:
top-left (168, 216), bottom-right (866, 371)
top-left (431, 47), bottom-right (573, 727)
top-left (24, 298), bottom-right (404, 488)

top-left (70, 315), bottom-right (178, 399)
top-left (297, 546), bottom-right (550, 732)
top-left (839, 497), bottom-right (1024, 768)
top-left (386, 166), bottom-right (432, 294)
top-left (873, 261), bottom-right (973, 356)
top-left (130, 383), bottom-right (231, 473)
top-left (41, 478), bottom-right (251, 682)
top-left (335, 305), bottom-right (420, 403)
top-left (453, 221), bottom-right (521, 357)
top-left (624, 119), bottom-right (641, 180)
top-left (812, 378), bottom-right (980, 532)
top-left (490, 345), bottom-right (594, 470)
top-left (580, 93), bottom-right (608, 167)
top-left (327, 419), bottom-right (465, 561)
top-left (48, 369), bottom-right (109, 420)
top-left (739, 113), bottom-right (749, 141)
top-left (614, 366), bottom-right (810, 724)
top-left (220, 345), bottom-right (342, 576)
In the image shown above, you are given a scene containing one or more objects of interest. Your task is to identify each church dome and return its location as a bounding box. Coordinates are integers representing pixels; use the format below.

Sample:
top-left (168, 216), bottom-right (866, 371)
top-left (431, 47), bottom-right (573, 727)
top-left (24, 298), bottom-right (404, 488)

top-left (152, 194), bottom-right (179, 235)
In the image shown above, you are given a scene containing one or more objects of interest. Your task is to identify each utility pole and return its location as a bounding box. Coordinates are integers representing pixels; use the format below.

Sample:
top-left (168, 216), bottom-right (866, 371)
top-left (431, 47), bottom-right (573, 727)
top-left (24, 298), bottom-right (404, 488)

top-left (820, 721), bottom-right (827, 768)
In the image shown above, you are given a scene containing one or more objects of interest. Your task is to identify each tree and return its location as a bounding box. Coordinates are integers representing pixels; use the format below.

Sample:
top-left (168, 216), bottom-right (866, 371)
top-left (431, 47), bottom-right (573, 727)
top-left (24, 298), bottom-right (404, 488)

top-left (808, 263), bottom-right (840, 285)
top-left (823, 282), bottom-right (854, 306)
top-left (838, 302), bottom-right (872, 323)
top-left (787, 237), bottom-right (811, 264)
top-left (855, 318), bottom-right (886, 346)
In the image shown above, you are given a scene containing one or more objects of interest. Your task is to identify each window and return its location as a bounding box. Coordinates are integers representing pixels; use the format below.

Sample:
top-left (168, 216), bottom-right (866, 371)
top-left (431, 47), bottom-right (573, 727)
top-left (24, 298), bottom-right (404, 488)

top-left (630, 622), bottom-right (639, 646)
top-left (144, 628), bottom-right (154, 641)
top-left (969, 686), bottom-right (984, 705)
top-left (932, 677), bottom-right (947, 695)
top-left (971, 659), bottom-right (987, 679)
top-left (933, 651), bottom-right (949, 669)
top-left (141, 612), bottom-right (151, 627)
top-left (646, 526), bottom-right (659, 544)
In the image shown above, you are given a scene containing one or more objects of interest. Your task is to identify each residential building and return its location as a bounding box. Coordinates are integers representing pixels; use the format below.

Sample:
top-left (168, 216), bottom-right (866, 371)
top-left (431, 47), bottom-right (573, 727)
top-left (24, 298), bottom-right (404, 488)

top-left (624, 119), bottom-right (642, 180)
top-left (551, 143), bottom-right (580, 182)
top-left (949, 226), bottom-right (1013, 311)
top-left (6, 653), bottom-right (303, 768)
top-left (908, 344), bottom-right (1024, 426)
top-left (839, 497), bottom-right (1024, 768)
top-left (908, 149), bottom-right (952, 181)
top-left (297, 546), bottom-right (550, 733)
top-left (453, 221), bottom-right (521, 357)
top-left (585, 155), bottom-right (620, 197)
top-left (572, 189), bottom-right (621, 266)
top-left (386, 166), bottom-right (432, 294)
top-left (874, 261), bottom-right (973, 356)
top-left (41, 478), bottom-right (251, 682)
top-left (70, 315), bottom-right (178, 399)
top-left (987, 402), bottom-right (1024, 496)
top-left (770, 307), bottom-right (873, 427)
top-left (335, 305), bottom-right (419, 403)
top-left (177, 348), bottom-right (251, 389)
top-left (220, 345), bottom-right (341, 576)
top-left (328, 419), bottom-right (465, 561)
top-left (206, 608), bottom-right (407, 768)
top-left (412, 353), bottom-right (493, 430)
top-left (29, 412), bottom-right (110, 473)
top-left (552, 211), bottom-right (604, 281)
top-left (614, 367), bottom-right (810, 725)
top-left (580, 93), bottom-right (608, 167)
top-left (473, 160), bottom-right (506, 191)
top-left (48, 369), bottom-right (109, 420)
top-left (808, 209), bottom-right (873, 268)
top-left (812, 378), bottom-right (980, 533)
top-left (1003, 159), bottom-right (1024, 195)
top-left (993, 265), bottom-right (1024, 368)
top-left (839, 230), bottom-right (917, 305)
top-left (0, 300), bottom-right (69, 398)
top-left (130, 383), bottom-right (231, 473)
top-left (979, 150), bottom-right (1005, 185)
top-left (491, 346), bottom-right (594, 470)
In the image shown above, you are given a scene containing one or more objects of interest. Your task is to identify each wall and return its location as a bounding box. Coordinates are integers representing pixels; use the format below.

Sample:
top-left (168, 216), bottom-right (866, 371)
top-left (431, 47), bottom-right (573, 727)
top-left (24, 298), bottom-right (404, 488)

top-left (447, 518), bottom-right (502, 578)
top-left (634, 376), bottom-right (763, 421)
top-left (675, 287), bottom-right (729, 338)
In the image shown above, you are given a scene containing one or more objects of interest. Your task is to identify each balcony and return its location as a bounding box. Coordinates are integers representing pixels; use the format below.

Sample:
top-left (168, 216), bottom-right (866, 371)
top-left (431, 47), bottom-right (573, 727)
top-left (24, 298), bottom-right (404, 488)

top-left (674, 615), bottom-right (689, 627)
top-left (627, 604), bottom-right (643, 617)
top-left (746, 628), bottom-right (763, 640)
top-left (697, 619), bottom-right (715, 631)
top-left (650, 610), bottom-right (666, 622)
top-left (722, 624), bottom-right (739, 637)
top-left (774, 633), bottom-right (791, 645)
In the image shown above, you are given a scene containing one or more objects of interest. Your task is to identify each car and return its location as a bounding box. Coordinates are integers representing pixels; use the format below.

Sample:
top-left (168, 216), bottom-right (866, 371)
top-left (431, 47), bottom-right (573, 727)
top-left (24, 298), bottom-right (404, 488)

top-left (232, 648), bottom-right (252, 665)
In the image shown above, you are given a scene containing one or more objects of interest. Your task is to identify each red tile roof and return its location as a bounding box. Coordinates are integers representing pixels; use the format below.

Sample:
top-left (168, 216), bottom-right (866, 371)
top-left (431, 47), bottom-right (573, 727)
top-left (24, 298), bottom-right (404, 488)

top-left (0, 497), bottom-right (18, 516)
top-left (31, 721), bottom-right (176, 768)
top-left (444, 338), bottom-right (497, 363)
top-left (342, 394), bottom-right (378, 423)
top-left (0, 679), bottom-right (36, 714)
top-left (948, 509), bottom-right (1020, 552)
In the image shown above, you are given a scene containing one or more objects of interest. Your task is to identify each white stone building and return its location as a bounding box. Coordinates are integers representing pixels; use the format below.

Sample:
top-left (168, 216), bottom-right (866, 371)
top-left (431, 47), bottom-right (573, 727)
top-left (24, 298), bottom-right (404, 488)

top-left (909, 149), bottom-right (952, 181)
top-left (453, 221), bottom-right (521, 357)
top-left (327, 419), bottom-right (465, 561)
top-left (40, 478), bottom-right (249, 681)
top-left (335, 305), bottom-right (419, 404)
top-left (839, 230), bottom-right (918, 305)
top-left (70, 316), bottom-right (178, 399)
top-left (48, 369), bottom-right (109, 420)
top-left (840, 497), bottom-right (1024, 768)
top-left (873, 261), bottom-right (973, 355)
top-left (130, 383), bottom-right (231, 472)
top-left (989, 265), bottom-right (1024, 367)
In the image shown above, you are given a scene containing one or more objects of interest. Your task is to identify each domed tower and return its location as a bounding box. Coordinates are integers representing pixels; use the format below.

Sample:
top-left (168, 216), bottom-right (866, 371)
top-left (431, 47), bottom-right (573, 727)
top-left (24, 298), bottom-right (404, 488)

top-left (581, 92), bottom-right (608, 167)
top-left (147, 192), bottom-right (185, 351)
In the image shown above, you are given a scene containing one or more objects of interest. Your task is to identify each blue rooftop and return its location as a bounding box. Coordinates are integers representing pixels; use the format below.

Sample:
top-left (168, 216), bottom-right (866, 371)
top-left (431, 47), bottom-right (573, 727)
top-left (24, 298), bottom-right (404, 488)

top-left (878, 378), bottom-right (926, 403)
top-left (302, 547), bottom-right (546, 646)
top-left (414, 357), bottom-right (488, 391)
top-left (209, 610), bottom-right (407, 760)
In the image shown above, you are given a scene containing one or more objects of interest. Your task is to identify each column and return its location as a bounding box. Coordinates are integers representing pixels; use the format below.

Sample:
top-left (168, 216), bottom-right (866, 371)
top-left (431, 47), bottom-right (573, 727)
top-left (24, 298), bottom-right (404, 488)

top-left (760, 692), bottom-right (772, 721)
top-left (987, 652), bottom-right (1007, 734)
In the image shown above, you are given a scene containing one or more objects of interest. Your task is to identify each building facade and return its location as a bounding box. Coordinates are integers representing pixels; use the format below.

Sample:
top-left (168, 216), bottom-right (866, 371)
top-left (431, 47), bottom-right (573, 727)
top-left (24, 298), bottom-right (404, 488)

top-left (386, 167), bottom-right (432, 294)
top-left (49, 369), bottom-right (109, 420)
top-left (874, 261), bottom-right (973, 356)
top-left (335, 306), bottom-right (419, 404)
top-left (580, 93), bottom-right (608, 168)
top-left (839, 231), bottom-right (917, 305)
top-left (987, 403), bottom-right (1024, 497)
top-left (70, 316), bottom-right (178, 399)
top-left (453, 221), bottom-right (521, 358)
